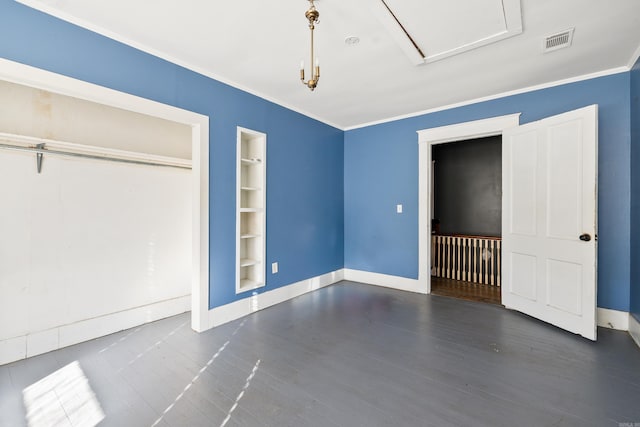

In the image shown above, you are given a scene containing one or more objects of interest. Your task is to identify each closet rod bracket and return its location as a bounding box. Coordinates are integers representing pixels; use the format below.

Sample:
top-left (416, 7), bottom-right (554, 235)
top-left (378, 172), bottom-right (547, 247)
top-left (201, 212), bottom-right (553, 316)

top-left (36, 143), bottom-right (44, 174)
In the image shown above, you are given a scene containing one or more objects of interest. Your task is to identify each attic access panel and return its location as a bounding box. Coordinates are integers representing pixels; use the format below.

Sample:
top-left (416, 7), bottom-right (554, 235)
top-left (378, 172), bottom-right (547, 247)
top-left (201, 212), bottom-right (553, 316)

top-left (377, 0), bottom-right (522, 65)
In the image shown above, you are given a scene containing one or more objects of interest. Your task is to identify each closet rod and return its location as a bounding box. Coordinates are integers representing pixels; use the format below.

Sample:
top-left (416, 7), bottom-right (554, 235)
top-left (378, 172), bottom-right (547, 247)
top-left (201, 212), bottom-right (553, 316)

top-left (0, 142), bottom-right (191, 170)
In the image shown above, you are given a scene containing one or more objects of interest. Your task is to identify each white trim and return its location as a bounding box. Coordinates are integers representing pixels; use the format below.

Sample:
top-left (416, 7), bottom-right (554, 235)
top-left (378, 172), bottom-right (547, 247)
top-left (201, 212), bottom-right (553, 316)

top-left (13, 1), bottom-right (634, 133)
top-left (0, 59), bottom-right (206, 124)
top-left (0, 296), bottom-right (190, 365)
top-left (14, 0), bottom-right (343, 131)
top-left (192, 118), bottom-right (210, 333)
top-left (208, 269), bottom-right (345, 328)
top-left (629, 314), bottom-right (640, 349)
top-left (0, 58), bottom-right (211, 334)
top-left (627, 42), bottom-right (640, 69)
top-left (417, 114), bottom-right (521, 296)
top-left (235, 127), bottom-right (267, 294)
top-left (597, 308), bottom-right (629, 331)
top-left (345, 67), bottom-right (627, 131)
top-left (416, 114), bottom-right (521, 144)
top-left (343, 269), bottom-right (425, 294)
top-left (0, 336), bottom-right (26, 366)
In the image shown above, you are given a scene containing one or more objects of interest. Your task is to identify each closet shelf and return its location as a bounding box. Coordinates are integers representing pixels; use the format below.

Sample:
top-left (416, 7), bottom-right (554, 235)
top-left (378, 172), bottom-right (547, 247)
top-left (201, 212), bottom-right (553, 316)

top-left (239, 279), bottom-right (263, 290)
top-left (241, 158), bottom-right (262, 165)
top-left (240, 258), bottom-right (261, 267)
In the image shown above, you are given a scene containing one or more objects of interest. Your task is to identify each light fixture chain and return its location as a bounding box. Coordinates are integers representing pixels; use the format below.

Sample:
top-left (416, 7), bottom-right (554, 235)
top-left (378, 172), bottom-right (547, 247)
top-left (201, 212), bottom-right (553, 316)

top-left (300, 0), bottom-right (320, 91)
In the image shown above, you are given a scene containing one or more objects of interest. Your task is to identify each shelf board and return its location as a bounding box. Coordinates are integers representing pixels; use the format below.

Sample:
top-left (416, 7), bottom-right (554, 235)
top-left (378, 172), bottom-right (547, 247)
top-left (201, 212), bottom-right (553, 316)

top-left (240, 258), bottom-right (261, 267)
top-left (240, 234), bottom-right (261, 239)
top-left (241, 158), bottom-right (262, 165)
top-left (241, 186), bottom-right (261, 191)
top-left (239, 279), bottom-right (263, 290)
top-left (240, 208), bottom-right (263, 213)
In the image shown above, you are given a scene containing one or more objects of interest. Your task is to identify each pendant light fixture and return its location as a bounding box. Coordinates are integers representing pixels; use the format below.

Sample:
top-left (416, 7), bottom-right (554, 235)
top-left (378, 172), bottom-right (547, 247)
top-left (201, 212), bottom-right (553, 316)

top-left (300, 0), bottom-right (320, 91)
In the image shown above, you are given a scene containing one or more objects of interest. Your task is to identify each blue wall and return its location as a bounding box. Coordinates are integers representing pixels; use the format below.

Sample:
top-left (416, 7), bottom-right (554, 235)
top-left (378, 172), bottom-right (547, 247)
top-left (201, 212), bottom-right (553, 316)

top-left (2, 2), bottom-right (638, 314)
top-left (345, 74), bottom-right (632, 312)
top-left (631, 57), bottom-right (640, 322)
top-left (0, 2), bottom-right (344, 309)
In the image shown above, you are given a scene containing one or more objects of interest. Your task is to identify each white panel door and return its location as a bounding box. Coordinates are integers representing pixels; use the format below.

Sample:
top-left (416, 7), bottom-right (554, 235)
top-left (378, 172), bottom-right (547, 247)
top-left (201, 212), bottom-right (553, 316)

top-left (502, 105), bottom-right (597, 340)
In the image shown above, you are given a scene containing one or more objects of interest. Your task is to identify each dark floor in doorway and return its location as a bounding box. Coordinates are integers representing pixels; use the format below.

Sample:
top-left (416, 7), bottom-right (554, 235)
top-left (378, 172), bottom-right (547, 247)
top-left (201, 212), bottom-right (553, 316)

top-left (431, 276), bottom-right (502, 305)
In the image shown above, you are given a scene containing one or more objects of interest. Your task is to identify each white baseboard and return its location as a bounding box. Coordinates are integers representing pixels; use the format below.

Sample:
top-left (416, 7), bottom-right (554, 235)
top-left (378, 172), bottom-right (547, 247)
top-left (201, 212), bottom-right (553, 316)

top-left (0, 295), bottom-right (190, 366)
top-left (0, 336), bottom-right (27, 366)
top-left (629, 314), bottom-right (640, 349)
top-left (4, 274), bottom-right (636, 363)
top-left (343, 268), bottom-right (426, 294)
top-left (597, 307), bottom-right (630, 331)
top-left (208, 269), bottom-right (344, 328)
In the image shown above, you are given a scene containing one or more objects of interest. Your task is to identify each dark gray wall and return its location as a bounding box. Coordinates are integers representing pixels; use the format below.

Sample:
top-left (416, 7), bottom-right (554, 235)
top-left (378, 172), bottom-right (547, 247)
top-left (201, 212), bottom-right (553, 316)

top-left (432, 136), bottom-right (501, 237)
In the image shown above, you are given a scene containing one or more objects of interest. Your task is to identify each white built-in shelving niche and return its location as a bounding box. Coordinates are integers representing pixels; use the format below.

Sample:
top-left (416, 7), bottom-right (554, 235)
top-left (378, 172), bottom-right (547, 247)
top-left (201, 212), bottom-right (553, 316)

top-left (236, 127), bottom-right (266, 293)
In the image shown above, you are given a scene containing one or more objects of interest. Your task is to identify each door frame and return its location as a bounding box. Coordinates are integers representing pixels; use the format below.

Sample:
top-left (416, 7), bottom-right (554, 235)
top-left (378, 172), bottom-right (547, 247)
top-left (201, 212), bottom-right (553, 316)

top-left (0, 58), bottom-right (211, 332)
top-left (417, 114), bottom-right (521, 294)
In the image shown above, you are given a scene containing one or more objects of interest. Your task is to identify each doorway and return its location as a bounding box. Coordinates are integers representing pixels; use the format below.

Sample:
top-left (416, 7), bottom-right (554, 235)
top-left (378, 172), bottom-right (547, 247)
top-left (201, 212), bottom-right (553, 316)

top-left (418, 108), bottom-right (598, 340)
top-left (430, 136), bottom-right (502, 305)
top-left (417, 114), bottom-right (520, 298)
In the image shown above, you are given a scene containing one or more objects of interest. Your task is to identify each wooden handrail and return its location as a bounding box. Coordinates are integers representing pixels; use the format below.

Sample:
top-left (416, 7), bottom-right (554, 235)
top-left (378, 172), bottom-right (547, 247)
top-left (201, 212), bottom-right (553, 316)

top-left (432, 233), bottom-right (501, 241)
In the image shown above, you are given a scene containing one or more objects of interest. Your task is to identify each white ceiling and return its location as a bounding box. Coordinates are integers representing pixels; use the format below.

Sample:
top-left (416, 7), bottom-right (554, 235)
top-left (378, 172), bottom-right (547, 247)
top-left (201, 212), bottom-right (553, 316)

top-left (17, 0), bottom-right (640, 130)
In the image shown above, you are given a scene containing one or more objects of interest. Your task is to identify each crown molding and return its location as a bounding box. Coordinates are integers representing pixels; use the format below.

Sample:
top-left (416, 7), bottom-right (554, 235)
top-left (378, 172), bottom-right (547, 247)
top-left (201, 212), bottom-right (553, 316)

top-left (16, 0), bottom-right (343, 131)
top-left (13, 1), bottom-right (639, 133)
top-left (345, 66), bottom-right (629, 131)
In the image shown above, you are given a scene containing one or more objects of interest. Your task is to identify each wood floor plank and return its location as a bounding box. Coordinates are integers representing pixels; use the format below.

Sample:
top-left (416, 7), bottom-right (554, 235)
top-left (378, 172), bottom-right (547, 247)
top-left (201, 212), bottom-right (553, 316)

top-left (2, 281), bottom-right (639, 426)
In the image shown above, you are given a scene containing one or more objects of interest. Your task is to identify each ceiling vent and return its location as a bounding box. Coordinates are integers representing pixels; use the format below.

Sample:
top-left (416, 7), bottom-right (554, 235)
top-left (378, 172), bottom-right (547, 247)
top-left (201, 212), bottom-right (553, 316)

top-left (543, 28), bottom-right (574, 53)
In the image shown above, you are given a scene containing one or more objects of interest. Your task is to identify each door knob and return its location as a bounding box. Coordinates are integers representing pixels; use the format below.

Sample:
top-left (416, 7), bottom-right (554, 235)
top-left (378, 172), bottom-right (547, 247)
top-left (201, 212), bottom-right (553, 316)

top-left (579, 233), bottom-right (591, 242)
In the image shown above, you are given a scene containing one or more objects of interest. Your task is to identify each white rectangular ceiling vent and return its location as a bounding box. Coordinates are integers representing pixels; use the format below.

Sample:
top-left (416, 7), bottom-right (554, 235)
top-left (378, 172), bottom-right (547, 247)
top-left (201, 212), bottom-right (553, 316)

top-left (543, 28), bottom-right (574, 53)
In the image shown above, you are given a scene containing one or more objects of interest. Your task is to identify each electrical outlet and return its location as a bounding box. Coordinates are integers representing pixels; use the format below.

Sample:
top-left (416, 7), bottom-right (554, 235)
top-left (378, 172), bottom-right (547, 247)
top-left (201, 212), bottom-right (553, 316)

top-left (272, 262), bottom-right (278, 274)
top-left (397, 204), bottom-right (403, 213)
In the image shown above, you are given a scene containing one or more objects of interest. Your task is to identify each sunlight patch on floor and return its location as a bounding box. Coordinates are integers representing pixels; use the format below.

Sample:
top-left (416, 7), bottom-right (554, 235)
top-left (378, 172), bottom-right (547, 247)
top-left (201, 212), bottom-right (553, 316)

top-left (22, 361), bottom-right (105, 427)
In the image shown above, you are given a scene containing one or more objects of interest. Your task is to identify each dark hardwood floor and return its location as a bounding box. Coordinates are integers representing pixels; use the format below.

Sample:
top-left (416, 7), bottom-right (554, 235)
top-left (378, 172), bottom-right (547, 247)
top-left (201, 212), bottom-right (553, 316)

top-left (431, 276), bottom-right (502, 305)
top-left (1, 281), bottom-right (639, 426)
